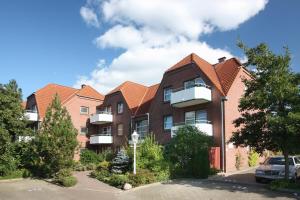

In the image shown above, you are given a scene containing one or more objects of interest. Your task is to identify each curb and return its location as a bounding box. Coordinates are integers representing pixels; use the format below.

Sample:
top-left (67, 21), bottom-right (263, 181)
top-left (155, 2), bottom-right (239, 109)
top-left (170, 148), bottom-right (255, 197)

top-left (0, 178), bottom-right (24, 183)
top-left (273, 188), bottom-right (300, 197)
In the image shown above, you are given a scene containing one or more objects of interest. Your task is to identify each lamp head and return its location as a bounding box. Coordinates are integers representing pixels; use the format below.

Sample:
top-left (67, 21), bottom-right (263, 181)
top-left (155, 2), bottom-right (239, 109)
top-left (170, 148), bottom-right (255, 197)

top-left (132, 130), bottom-right (139, 144)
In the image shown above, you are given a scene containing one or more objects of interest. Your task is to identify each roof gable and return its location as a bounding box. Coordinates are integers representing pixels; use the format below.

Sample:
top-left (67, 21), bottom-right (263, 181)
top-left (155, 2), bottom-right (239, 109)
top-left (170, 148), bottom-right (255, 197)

top-left (77, 85), bottom-right (104, 100)
top-left (134, 83), bottom-right (159, 116)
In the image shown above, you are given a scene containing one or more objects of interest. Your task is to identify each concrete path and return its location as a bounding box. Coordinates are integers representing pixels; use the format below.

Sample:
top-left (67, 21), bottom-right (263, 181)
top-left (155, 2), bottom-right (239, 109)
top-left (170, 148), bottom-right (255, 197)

top-left (0, 171), bottom-right (298, 200)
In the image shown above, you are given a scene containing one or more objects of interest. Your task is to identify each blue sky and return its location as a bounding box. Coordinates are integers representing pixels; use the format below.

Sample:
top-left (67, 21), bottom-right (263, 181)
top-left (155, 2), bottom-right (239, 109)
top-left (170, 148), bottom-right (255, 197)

top-left (0, 0), bottom-right (299, 99)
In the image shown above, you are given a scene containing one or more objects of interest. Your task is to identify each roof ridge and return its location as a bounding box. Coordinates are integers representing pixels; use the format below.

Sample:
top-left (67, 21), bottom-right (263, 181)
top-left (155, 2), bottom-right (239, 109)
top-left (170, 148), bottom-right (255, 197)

top-left (134, 86), bottom-right (150, 116)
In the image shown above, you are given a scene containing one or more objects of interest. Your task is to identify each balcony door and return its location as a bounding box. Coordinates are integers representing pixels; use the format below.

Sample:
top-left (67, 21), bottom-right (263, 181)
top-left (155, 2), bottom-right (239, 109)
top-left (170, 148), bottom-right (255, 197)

top-left (185, 110), bottom-right (207, 125)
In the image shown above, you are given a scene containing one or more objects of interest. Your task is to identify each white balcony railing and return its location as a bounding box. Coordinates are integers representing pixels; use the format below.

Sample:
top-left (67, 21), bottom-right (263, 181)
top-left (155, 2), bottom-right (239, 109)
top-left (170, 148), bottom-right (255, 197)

top-left (171, 121), bottom-right (213, 137)
top-left (90, 111), bottom-right (113, 124)
top-left (24, 110), bottom-right (38, 121)
top-left (170, 84), bottom-right (212, 108)
top-left (90, 134), bottom-right (113, 144)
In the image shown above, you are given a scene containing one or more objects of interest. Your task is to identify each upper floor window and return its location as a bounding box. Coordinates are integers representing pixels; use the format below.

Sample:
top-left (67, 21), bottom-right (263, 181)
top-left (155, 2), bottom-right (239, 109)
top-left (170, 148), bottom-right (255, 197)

top-left (163, 87), bottom-right (172, 102)
top-left (117, 102), bottom-right (123, 114)
top-left (164, 115), bottom-right (173, 130)
top-left (117, 123), bottom-right (123, 136)
top-left (80, 127), bottom-right (88, 135)
top-left (184, 77), bottom-right (205, 89)
top-left (136, 120), bottom-right (148, 139)
top-left (80, 106), bottom-right (89, 115)
top-left (100, 126), bottom-right (111, 136)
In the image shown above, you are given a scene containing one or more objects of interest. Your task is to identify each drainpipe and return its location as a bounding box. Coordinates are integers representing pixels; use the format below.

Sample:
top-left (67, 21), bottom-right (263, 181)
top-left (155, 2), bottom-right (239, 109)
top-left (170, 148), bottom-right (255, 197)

top-left (146, 113), bottom-right (150, 136)
top-left (221, 96), bottom-right (228, 172)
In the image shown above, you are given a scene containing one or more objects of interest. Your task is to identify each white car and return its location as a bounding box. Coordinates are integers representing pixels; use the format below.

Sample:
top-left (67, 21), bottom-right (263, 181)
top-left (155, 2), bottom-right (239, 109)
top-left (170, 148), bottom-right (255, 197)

top-left (255, 156), bottom-right (300, 182)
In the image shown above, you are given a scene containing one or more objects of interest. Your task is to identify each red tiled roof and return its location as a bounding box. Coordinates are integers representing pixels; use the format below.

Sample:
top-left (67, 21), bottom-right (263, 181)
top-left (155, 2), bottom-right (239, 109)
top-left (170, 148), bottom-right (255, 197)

top-left (33, 83), bottom-right (103, 118)
top-left (107, 81), bottom-right (149, 114)
top-left (214, 58), bottom-right (242, 95)
top-left (134, 83), bottom-right (160, 116)
top-left (166, 53), bottom-right (225, 95)
top-left (77, 85), bottom-right (104, 100)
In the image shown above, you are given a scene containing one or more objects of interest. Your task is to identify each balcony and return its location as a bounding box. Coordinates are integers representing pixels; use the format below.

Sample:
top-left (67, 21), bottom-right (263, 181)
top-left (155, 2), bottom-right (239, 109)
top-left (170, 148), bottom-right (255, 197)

top-left (90, 112), bottom-right (113, 124)
top-left (170, 84), bottom-right (212, 108)
top-left (24, 110), bottom-right (38, 122)
top-left (171, 121), bottom-right (213, 137)
top-left (90, 134), bottom-right (113, 144)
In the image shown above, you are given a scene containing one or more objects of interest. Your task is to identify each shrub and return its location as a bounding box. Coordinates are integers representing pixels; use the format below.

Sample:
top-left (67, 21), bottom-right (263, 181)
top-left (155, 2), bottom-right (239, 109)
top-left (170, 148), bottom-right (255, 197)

top-left (99, 149), bottom-right (114, 162)
top-left (0, 169), bottom-right (29, 180)
top-left (108, 174), bottom-right (128, 187)
top-left (55, 168), bottom-right (72, 180)
top-left (86, 163), bottom-right (97, 170)
top-left (128, 169), bottom-right (156, 187)
top-left (73, 162), bottom-right (87, 171)
top-left (270, 179), bottom-right (291, 190)
top-left (111, 149), bottom-right (129, 174)
top-left (80, 150), bottom-right (101, 165)
top-left (98, 160), bottom-right (110, 171)
top-left (248, 150), bottom-right (259, 167)
top-left (60, 176), bottom-right (77, 187)
top-left (165, 126), bottom-right (212, 178)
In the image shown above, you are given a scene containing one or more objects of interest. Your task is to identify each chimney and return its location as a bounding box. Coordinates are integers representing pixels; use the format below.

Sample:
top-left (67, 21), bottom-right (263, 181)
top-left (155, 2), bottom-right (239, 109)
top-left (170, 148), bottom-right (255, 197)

top-left (81, 84), bottom-right (86, 89)
top-left (218, 57), bottom-right (226, 63)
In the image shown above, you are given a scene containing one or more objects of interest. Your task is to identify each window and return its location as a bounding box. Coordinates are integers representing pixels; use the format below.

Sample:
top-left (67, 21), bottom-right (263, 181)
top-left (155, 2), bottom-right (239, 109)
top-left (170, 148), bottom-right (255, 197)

top-left (185, 111), bottom-right (195, 124)
top-left (136, 120), bottom-right (148, 139)
top-left (196, 110), bottom-right (207, 123)
top-left (164, 87), bottom-right (172, 102)
top-left (185, 110), bottom-right (207, 124)
top-left (100, 126), bottom-right (111, 135)
top-left (164, 115), bottom-right (173, 130)
top-left (105, 106), bottom-right (112, 113)
top-left (117, 102), bottom-right (123, 114)
top-left (80, 106), bottom-right (89, 115)
top-left (184, 77), bottom-right (206, 89)
top-left (117, 124), bottom-right (123, 135)
top-left (80, 127), bottom-right (88, 135)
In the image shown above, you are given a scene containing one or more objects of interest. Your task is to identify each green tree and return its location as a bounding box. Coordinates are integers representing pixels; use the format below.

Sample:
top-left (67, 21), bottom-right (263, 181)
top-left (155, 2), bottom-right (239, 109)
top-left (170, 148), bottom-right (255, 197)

top-left (0, 80), bottom-right (30, 176)
top-left (33, 94), bottom-right (78, 177)
top-left (165, 126), bottom-right (213, 178)
top-left (229, 42), bottom-right (300, 180)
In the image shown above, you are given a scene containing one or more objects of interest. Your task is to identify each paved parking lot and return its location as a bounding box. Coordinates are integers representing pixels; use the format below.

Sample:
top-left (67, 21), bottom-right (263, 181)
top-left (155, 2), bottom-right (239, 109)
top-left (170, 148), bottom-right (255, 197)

top-left (0, 171), bottom-right (297, 200)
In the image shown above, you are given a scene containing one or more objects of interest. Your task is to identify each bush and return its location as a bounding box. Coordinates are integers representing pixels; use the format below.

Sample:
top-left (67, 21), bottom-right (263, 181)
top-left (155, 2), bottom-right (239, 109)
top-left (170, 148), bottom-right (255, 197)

top-left (60, 176), bottom-right (77, 187)
top-left (80, 150), bottom-right (101, 165)
top-left (54, 168), bottom-right (77, 187)
top-left (98, 160), bottom-right (110, 171)
top-left (108, 174), bottom-right (129, 187)
top-left (111, 149), bottom-right (129, 174)
top-left (165, 126), bottom-right (212, 178)
top-left (0, 168), bottom-right (30, 180)
top-left (86, 163), bottom-right (97, 170)
top-left (73, 162), bottom-right (87, 171)
top-left (248, 150), bottom-right (259, 167)
top-left (99, 149), bottom-right (114, 162)
top-left (128, 169), bottom-right (156, 187)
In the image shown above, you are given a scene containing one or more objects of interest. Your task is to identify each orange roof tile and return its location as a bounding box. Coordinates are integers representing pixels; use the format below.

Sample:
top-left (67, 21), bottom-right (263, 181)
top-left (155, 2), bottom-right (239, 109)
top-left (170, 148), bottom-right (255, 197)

top-left (33, 83), bottom-right (103, 119)
top-left (107, 81), bottom-right (149, 114)
top-left (77, 85), bottom-right (104, 100)
top-left (134, 83), bottom-right (160, 116)
top-left (166, 53), bottom-right (225, 95)
top-left (214, 58), bottom-right (242, 95)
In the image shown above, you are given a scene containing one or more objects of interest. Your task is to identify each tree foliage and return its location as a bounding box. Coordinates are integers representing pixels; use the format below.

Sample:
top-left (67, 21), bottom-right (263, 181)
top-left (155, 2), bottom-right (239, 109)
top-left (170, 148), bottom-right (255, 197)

top-left (0, 80), bottom-right (30, 176)
top-left (31, 94), bottom-right (78, 177)
top-left (230, 42), bottom-right (300, 179)
top-left (165, 126), bottom-right (213, 178)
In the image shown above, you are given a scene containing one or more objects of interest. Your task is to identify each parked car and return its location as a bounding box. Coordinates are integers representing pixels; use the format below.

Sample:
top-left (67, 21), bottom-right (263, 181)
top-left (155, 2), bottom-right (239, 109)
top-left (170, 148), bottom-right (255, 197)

top-left (255, 156), bottom-right (300, 182)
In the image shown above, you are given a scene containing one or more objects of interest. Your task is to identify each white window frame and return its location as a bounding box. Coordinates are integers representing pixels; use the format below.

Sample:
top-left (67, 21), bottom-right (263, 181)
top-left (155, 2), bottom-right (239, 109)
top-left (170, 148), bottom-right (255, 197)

top-left (80, 127), bottom-right (88, 135)
top-left (136, 120), bottom-right (148, 139)
top-left (117, 102), bottom-right (123, 114)
top-left (80, 106), bottom-right (89, 115)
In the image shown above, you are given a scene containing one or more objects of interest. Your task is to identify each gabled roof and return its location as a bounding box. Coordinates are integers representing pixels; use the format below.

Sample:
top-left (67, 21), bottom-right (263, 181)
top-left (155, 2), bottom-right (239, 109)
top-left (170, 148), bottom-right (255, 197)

top-left (134, 83), bottom-right (160, 116)
top-left (107, 81), bottom-right (149, 114)
top-left (77, 85), bottom-right (104, 100)
top-left (166, 53), bottom-right (245, 96)
top-left (214, 58), bottom-right (242, 95)
top-left (166, 53), bottom-right (225, 95)
top-left (32, 83), bottom-right (103, 119)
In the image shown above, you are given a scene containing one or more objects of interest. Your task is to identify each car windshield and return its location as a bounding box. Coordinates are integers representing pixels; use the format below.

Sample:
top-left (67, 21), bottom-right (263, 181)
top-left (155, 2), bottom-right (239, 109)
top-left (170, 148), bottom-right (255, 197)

top-left (265, 157), bottom-right (294, 165)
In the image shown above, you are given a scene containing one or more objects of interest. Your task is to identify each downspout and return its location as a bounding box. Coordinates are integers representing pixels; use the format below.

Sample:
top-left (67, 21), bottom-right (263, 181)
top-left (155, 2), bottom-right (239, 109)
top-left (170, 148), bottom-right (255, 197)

top-left (221, 96), bottom-right (228, 172)
top-left (146, 113), bottom-right (150, 136)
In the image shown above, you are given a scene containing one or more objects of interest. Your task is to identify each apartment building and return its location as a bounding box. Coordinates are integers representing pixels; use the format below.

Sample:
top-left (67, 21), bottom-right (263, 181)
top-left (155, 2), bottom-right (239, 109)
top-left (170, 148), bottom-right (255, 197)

top-left (23, 83), bottom-right (104, 160)
top-left (90, 53), bottom-right (251, 172)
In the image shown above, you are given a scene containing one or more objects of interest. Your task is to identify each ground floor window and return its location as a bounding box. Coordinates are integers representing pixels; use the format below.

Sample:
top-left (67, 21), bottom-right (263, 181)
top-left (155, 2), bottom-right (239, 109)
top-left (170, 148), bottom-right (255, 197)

top-left (164, 115), bottom-right (173, 130)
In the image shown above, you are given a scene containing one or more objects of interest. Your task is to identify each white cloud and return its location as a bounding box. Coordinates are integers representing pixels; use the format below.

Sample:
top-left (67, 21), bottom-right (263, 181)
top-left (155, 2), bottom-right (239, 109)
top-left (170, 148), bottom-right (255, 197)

top-left (80, 6), bottom-right (99, 27)
top-left (76, 0), bottom-right (268, 94)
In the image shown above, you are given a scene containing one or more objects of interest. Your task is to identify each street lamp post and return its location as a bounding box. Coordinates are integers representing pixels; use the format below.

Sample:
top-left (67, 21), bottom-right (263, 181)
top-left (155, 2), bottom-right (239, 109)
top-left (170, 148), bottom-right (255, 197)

top-left (131, 130), bottom-right (139, 175)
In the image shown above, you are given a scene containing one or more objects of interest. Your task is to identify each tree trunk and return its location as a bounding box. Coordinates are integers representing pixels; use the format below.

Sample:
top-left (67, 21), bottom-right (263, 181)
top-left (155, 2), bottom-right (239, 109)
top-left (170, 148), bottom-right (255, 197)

top-left (283, 150), bottom-right (289, 180)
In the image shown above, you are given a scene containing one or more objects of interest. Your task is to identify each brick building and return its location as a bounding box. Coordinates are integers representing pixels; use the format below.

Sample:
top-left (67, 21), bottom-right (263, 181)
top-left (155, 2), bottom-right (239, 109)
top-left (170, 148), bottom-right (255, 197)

top-left (24, 53), bottom-right (251, 172)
